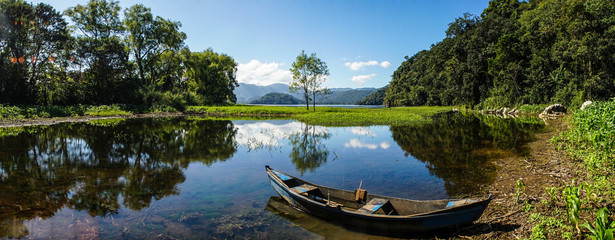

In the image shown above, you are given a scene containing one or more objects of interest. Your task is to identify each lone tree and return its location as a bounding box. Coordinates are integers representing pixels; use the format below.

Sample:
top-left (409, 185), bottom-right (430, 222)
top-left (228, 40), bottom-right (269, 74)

top-left (289, 50), bottom-right (330, 111)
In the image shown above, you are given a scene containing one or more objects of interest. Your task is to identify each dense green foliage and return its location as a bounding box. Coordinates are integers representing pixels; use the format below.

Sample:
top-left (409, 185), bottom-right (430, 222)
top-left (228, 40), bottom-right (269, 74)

top-left (386, 0), bottom-right (615, 109)
top-left (356, 87), bottom-right (386, 105)
top-left (0, 0), bottom-right (236, 108)
top-left (554, 99), bottom-right (615, 189)
top-left (0, 104), bottom-right (136, 119)
top-left (250, 92), bottom-right (304, 104)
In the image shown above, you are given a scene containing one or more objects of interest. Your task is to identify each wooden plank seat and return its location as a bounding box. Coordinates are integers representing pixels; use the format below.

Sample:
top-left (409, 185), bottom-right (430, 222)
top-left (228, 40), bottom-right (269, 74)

top-left (356, 198), bottom-right (388, 214)
top-left (290, 184), bottom-right (319, 195)
top-left (356, 198), bottom-right (398, 215)
top-left (274, 170), bottom-right (293, 181)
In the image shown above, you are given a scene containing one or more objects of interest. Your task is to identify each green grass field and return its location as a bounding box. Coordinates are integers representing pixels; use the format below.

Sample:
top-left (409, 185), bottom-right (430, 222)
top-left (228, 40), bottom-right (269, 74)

top-left (1, 104), bottom-right (453, 127)
top-left (185, 105), bottom-right (452, 126)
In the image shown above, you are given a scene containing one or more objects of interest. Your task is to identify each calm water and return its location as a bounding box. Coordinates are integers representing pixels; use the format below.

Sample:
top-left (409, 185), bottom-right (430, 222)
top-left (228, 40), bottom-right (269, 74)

top-left (0, 113), bottom-right (544, 239)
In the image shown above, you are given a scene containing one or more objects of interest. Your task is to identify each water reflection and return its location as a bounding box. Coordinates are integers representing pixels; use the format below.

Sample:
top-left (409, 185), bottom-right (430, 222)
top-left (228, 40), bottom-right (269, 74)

top-left (289, 123), bottom-right (331, 175)
top-left (0, 114), bottom-right (545, 239)
top-left (390, 112), bottom-right (544, 196)
top-left (0, 118), bottom-right (236, 238)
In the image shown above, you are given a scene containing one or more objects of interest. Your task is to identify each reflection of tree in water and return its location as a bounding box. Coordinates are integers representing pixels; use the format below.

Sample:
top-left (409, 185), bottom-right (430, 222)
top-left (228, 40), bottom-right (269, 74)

top-left (0, 118), bottom-right (237, 238)
top-left (390, 112), bottom-right (544, 196)
top-left (288, 123), bottom-right (331, 175)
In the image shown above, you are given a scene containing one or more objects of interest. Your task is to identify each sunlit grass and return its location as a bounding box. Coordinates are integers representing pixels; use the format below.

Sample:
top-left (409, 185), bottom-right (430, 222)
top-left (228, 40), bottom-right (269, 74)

top-left (84, 105), bottom-right (131, 116)
top-left (553, 98), bottom-right (615, 190)
top-left (186, 105), bottom-right (451, 126)
top-left (2, 104), bottom-right (454, 127)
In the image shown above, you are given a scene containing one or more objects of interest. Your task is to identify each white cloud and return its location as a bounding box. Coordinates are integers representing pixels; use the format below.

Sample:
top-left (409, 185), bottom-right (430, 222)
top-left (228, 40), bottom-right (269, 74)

top-left (236, 60), bottom-right (293, 86)
top-left (351, 74), bottom-right (377, 86)
top-left (344, 60), bottom-right (392, 71)
top-left (344, 138), bottom-right (391, 150)
top-left (380, 61), bottom-right (392, 68)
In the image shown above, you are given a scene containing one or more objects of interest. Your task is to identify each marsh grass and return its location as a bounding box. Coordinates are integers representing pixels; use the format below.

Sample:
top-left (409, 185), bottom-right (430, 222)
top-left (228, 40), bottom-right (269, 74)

top-left (186, 105), bottom-right (451, 126)
top-left (2, 104), bottom-right (453, 127)
top-left (84, 105), bottom-right (131, 116)
top-left (546, 98), bottom-right (615, 239)
top-left (0, 104), bottom-right (133, 119)
top-left (553, 98), bottom-right (615, 190)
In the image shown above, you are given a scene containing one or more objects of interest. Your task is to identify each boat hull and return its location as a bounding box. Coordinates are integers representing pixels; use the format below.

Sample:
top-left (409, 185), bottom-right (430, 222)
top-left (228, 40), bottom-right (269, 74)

top-left (267, 167), bottom-right (490, 232)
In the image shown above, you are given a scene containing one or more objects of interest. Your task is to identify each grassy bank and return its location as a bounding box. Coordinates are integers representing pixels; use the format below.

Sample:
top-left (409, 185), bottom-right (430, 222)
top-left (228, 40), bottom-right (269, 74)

top-left (186, 105), bottom-right (452, 126)
top-left (524, 98), bottom-right (615, 239)
top-left (1, 104), bottom-right (453, 127)
top-left (554, 98), bottom-right (615, 190)
top-left (0, 104), bottom-right (133, 119)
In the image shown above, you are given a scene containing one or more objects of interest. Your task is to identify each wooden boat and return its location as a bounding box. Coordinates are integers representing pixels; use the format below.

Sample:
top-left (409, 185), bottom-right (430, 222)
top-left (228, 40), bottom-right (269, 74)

top-left (266, 165), bottom-right (491, 232)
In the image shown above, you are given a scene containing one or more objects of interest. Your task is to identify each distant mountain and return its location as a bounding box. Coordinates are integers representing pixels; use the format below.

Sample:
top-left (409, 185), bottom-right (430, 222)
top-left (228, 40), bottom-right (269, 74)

top-left (250, 92), bottom-right (304, 104)
top-left (356, 86), bottom-right (387, 105)
top-left (318, 89), bottom-right (377, 104)
top-left (234, 83), bottom-right (378, 104)
top-left (234, 83), bottom-right (292, 103)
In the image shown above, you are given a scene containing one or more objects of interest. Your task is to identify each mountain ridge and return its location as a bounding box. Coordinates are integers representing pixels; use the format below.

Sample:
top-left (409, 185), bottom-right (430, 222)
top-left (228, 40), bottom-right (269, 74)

top-left (234, 83), bottom-right (379, 104)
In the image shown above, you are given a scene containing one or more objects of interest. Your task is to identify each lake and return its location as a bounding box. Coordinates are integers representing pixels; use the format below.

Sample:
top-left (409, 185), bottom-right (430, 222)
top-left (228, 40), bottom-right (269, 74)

top-left (0, 112), bottom-right (544, 239)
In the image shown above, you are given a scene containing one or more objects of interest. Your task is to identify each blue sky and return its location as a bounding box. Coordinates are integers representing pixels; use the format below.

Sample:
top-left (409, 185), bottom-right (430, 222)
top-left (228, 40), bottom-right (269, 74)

top-left (37, 0), bottom-right (490, 88)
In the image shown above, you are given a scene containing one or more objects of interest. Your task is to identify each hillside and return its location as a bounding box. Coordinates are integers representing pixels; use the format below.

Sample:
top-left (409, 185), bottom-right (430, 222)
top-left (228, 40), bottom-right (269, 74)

top-left (318, 89), bottom-right (376, 104)
top-left (234, 83), bottom-right (292, 103)
top-left (385, 0), bottom-right (615, 109)
top-left (234, 83), bottom-right (377, 104)
top-left (357, 87), bottom-right (387, 105)
top-left (250, 92), bottom-right (304, 104)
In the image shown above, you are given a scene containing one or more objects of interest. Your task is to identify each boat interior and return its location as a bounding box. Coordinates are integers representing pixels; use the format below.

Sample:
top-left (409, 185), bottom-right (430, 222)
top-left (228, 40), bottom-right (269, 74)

top-left (271, 169), bottom-right (476, 216)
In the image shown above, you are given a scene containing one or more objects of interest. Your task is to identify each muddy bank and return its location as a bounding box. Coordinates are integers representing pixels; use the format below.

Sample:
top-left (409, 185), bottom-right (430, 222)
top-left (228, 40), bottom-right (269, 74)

top-left (450, 116), bottom-right (582, 239)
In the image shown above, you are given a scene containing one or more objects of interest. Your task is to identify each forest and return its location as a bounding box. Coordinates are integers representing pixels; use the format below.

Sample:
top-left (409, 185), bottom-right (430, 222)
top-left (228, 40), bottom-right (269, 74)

top-left (0, 0), bottom-right (238, 109)
top-left (385, 0), bottom-right (615, 109)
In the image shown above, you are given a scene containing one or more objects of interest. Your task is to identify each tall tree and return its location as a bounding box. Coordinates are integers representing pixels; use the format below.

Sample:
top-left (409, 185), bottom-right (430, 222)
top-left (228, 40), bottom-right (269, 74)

top-left (0, 0), bottom-right (70, 104)
top-left (65, 0), bottom-right (128, 104)
top-left (124, 4), bottom-right (186, 87)
top-left (289, 50), bottom-right (330, 111)
top-left (385, 0), bottom-right (615, 109)
top-left (184, 49), bottom-right (238, 104)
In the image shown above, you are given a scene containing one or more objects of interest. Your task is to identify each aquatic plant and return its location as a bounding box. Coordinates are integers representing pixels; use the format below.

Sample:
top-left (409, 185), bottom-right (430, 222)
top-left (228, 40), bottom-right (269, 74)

top-left (563, 179), bottom-right (582, 234)
top-left (582, 208), bottom-right (615, 240)
top-left (516, 178), bottom-right (526, 202)
top-left (545, 186), bottom-right (560, 205)
top-left (554, 98), bottom-right (615, 190)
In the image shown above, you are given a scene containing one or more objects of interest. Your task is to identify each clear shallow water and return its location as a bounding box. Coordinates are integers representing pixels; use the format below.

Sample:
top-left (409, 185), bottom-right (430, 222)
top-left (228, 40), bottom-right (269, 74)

top-left (0, 113), bottom-right (544, 239)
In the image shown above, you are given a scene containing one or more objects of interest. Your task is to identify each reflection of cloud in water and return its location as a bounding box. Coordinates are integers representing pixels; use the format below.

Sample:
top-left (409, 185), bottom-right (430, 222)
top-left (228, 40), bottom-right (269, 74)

top-left (350, 127), bottom-right (375, 137)
top-left (344, 138), bottom-right (391, 150)
top-left (234, 121), bottom-right (328, 148)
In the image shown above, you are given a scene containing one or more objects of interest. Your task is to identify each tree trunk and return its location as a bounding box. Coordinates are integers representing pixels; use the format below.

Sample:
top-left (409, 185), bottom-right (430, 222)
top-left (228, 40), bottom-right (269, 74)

top-left (312, 92), bottom-right (316, 111)
top-left (137, 57), bottom-right (146, 85)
